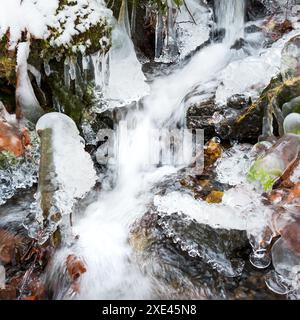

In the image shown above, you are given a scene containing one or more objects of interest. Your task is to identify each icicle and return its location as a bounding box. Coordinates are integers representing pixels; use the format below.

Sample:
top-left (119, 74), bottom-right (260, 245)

top-left (16, 42), bottom-right (44, 123)
top-left (131, 0), bottom-right (137, 35)
top-left (64, 57), bottom-right (71, 89)
top-left (101, 52), bottom-right (110, 88)
top-left (27, 64), bottom-right (42, 87)
top-left (118, 0), bottom-right (131, 37)
top-left (82, 55), bottom-right (89, 71)
top-left (155, 11), bottom-right (164, 60)
top-left (69, 58), bottom-right (76, 81)
top-left (44, 60), bottom-right (51, 76)
top-left (0, 264), bottom-right (5, 290)
top-left (74, 61), bottom-right (85, 98)
top-left (165, 0), bottom-right (179, 59)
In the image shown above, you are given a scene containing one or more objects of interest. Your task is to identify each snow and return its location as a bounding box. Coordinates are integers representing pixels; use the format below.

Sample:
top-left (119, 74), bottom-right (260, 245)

top-left (36, 112), bottom-right (97, 215)
top-left (0, 0), bottom-right (112, 50)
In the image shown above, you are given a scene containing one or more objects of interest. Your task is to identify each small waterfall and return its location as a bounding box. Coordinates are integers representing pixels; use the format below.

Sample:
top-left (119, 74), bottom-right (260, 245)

top-left (215, 0), bottom-right (245, 45)
top-left (49, 0), bottom-right (252, 299)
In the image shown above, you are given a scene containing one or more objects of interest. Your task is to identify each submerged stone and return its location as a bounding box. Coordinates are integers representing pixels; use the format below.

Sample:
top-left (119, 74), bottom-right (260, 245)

top-left (248, 134), bottom-right (300, 191)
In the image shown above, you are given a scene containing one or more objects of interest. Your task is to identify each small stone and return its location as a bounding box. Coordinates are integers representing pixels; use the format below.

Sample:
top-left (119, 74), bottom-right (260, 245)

top-left (206, 190), bottom-right (224, 204)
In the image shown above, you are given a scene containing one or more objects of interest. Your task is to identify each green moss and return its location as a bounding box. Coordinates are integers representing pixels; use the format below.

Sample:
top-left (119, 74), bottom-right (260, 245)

top-left (47, 73), bottom-right (95, 125)
top-left (282, 96), bottom-right (300, 117)
top-left (247, 159), bottom-right (282, 191)
top-left (0, 151), bottom-right (20, 170)
top-left (0, 35), bottom-right (16, 84)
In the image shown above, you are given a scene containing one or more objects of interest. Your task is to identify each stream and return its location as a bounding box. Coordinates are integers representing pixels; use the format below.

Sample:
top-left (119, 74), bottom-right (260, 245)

top-left (1, 0), bottom-right (300, 300)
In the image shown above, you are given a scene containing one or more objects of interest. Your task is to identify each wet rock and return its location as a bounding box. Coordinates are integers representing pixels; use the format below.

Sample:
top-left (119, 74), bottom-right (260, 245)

top-left (210, 28), bottom-right (226, 43)
top-left (235, 75), bottom-right (300, 139)
top-left (281, 35), bottom-right (300, 81)
top-left (230, 38), bottom-right (247, 50)
top-left (282, 96), bottom-right (300, 117)
top-left (0, 229), bottom-right (26, 265)
top-left (245, 24), bottom-right (263, 34)
top-left (0, 284), bottom-right (16, 300)
top-left (130, 210), bottom-right (280, 299)
top-left (246, 0), bottom-right (268, 21)
top-left (263, 18), bottom-right (294, 46)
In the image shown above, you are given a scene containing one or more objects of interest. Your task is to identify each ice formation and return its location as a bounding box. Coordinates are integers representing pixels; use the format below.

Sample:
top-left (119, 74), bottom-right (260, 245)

top-left (215, 24), bottom-right (300, 106)
top-left (16, 42), bottom-right (44, 123)
top-left (36, 112), bottom-right (97, 216)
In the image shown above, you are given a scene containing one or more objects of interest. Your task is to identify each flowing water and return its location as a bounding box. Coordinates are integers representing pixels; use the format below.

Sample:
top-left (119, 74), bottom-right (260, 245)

top-left (49, 1), bottom-right (249, 299)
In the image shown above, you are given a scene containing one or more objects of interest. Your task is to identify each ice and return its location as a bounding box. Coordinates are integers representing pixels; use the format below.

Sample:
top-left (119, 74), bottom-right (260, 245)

top-left (216, 144), bottom-right (254, 186)
top-left (176, 0), bottom-right (211, 59)
top-left (248, 134), bottom-right (300, 191)
top-left (290, 163), bottom-right (300, 184)
top-left (16, 42), bottom-right (44, 123)
top-left (0, 264), bottom-right (5, 289)
top-left (118, 0), bottom-right (131, 37)
top-left (266, 238), bottom-right (300, 297)
top-left (36, 112), bottom-right (97, 216)
top-left (283, 113), bottom-right (300, 134)
top-left (155, 0), bottom-right (211, 62)
top-left (93, 19), bottom-right (150, 111)
top-left (154, 186), bottom-right (268, 234)
top-left (0, 132), bottom-right (40, 206)
top-left (215, 28), bottom-right (300, 106)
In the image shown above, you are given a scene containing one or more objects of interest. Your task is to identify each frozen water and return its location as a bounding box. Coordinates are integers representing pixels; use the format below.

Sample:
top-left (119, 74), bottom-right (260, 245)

top-left (93, 20), bottom-right (149, 111)
top-left (154, 185), bottom-right (269, 235)
top-left (215, 27), bottom-right (300, 106)
top-left (0, 132), bottom-right (39, 206)
top-left (0, 264), bottom-right (5, 290)
top-left (216, 144), bottom-right (254, 186)
top-left (16, 42), bottom-right (44, 123)
top-left (36, 112), bottom-right (97, 216)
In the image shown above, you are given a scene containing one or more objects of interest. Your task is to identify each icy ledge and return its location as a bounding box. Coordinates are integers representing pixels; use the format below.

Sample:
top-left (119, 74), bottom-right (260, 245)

top-left (36, 112), bottom-right (97, 218)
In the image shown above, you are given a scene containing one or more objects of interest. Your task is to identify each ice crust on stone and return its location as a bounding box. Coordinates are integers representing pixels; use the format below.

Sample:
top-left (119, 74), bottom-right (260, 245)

top-left (154, 186), bottom-right (269, 235)
top-left (215, 27), bottom-right (300, 106)
top-left (36, 112), bottom-right (97, 215)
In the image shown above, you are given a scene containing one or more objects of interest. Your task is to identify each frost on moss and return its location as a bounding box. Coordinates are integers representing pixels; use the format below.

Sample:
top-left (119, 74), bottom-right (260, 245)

top-left (0, 1), bottom-right (113, 125)
top-left (0, 151), bottom-right (20, 170)
top-left (247, 158), bottom-right (282, 191)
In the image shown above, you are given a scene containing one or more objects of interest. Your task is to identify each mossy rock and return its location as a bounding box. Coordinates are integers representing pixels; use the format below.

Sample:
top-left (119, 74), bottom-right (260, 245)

top-left (233, 75), bottom-right (300, 139)
top-left (282, 96), bottom-right (300, 117)
top-left (0, 151), bottom-right (20, 170)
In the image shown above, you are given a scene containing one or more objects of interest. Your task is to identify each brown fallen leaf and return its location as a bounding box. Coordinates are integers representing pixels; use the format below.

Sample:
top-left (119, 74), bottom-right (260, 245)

top-left (66, 254), bottom-right (87, 282)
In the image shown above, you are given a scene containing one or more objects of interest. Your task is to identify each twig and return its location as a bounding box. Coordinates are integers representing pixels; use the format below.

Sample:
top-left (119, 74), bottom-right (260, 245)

top-left (183, 0), bottom-right (197, 25)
